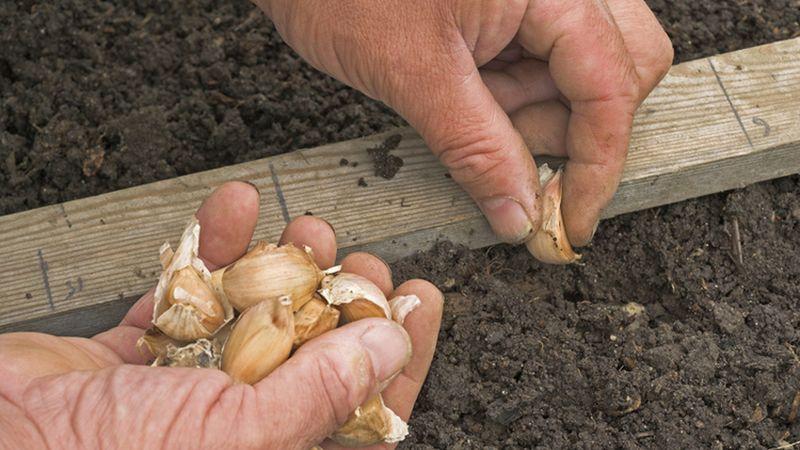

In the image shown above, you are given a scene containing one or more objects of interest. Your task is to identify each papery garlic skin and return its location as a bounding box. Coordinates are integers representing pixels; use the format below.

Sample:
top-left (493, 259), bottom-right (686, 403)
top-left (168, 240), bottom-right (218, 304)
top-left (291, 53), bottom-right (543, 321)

top-left (331, 394), bottom-right (409, 447)
top-left (525, 164), bottom-right (581, 264)
top-left (388, 295), bottom-right (421, 325)
top-left (293, 295), bottom-right (340, 349)
top-left (153, 218), bottom-right (233, 341)
top-left (217, 242), bottom-right (323, 313)
top-left (318, 273), bottom-right (392, 323)
top-left (137, 327), bottom-right (229, 369)
top-left (221, 296), bottom-right (294, 384)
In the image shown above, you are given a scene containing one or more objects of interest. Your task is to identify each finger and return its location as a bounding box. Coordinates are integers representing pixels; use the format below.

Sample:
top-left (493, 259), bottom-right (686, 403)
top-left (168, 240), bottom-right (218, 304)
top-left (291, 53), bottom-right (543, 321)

top-left (248, 318), bottom-right (412, 449)
top-left (395, 63), bottom-right (542, 244)
top-left (340, 252), bottom-right (394, 296)
top-left (510, 100), bottom-right (570, 157)
top-left (123, 181), bottom-right (261, 329)
top-left (278, 215), bottom-right (337, 269)
top-left (381, 280), bottom-right (443, 420)
top-left (196, 181), bottom-right (262, 270)
top-left (321, 280), bottom-right (444, 450)
top-left (518, 0), bottom-right (640, 245)
top-left (480, 58), bottom-right (559, 114)
top-left (606, 0), bottom-right (674, 101)
top-left (0, 332), bottom-right (122, 380)
top-left (95, 181), bottom-right (260, 361)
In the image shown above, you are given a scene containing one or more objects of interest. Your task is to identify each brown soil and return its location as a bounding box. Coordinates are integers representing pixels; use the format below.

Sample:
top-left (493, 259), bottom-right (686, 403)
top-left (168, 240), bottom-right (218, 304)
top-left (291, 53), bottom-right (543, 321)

top-left (395, 178), bottom-right (800, 449)
top-left (368, 133), bottom-right (405, 180)
top-left (2, 1), bottom-right (800, 449)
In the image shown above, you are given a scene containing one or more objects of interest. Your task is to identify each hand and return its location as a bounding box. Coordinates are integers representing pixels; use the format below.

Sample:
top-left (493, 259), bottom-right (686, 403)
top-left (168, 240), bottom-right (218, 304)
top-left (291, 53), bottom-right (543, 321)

top-left (257, 0), bottom-right (673, 246)
top-left (0, 182), bottom-right (443, 449)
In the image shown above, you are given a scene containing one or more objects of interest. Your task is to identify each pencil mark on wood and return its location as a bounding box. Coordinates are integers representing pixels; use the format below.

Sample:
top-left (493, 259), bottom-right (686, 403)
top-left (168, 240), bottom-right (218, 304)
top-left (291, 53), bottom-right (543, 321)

top-left (752, 117), bottom-right (771, 137)
top-left (708, 59), bottom-right (754, 148)
top-left (268, 162), bottom-right (291, 224)
top-left (59, 204), bottom-right (72, 228)
top-left (63, 277), bottom-right (84, 302)
top-left (37, 249), bottom-right (55, 310)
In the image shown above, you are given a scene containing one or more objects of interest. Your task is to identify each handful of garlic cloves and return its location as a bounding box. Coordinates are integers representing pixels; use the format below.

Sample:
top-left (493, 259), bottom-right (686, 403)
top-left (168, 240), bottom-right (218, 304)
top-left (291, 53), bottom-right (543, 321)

top-left (137, 216), bottom-right (418, 447)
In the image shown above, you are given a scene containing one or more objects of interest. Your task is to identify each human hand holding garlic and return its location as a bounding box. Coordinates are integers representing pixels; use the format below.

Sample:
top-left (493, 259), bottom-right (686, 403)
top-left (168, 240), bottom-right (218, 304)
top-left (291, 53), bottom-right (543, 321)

top-left (256, 0), bottom-right (674, 254)
top-left (0, 182), bottom-right (443, 449)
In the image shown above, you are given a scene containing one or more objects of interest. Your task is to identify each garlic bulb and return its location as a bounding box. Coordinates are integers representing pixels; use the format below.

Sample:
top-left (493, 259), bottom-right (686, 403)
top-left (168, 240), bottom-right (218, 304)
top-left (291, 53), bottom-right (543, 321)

top-left (525, 164), bottom-right (581, 264)
top-left (215, 242), bottom-right (323, 313)
top-left (221, 296), bottom-right (294, 384)
top-left (293, 295), bottom-right (340, 349)
top-left (318, 273), bottom-right (391, 323)
top-left (152, 217), bottom-right (233, 341)
top-left (331, 394), bottom-right (408, 447)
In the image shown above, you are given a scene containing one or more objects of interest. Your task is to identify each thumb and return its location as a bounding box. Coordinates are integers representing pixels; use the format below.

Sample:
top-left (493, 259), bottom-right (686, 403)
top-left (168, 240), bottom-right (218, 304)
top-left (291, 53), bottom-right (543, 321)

top-left (253, 318), bottom-right (412, 448)
top-left (394, 64), bottom-right (542, 243)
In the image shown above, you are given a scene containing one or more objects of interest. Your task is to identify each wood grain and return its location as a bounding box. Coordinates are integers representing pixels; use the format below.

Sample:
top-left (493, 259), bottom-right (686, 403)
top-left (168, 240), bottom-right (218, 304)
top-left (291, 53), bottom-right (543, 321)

top-left (1, 38), bottom-right (799, 336)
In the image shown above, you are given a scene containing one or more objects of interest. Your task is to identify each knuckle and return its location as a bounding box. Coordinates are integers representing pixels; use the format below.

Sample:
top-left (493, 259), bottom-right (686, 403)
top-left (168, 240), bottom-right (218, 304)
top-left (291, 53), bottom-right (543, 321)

top-left (656, 31), bottom-right (676, 72)
top-left (434, 131), bottom-right (509, 186)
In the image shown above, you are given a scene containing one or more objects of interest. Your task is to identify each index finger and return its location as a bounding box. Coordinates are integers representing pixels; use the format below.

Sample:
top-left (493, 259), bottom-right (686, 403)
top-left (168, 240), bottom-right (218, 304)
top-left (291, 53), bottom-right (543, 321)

top-left (518, 0), bottom-right (640, 245)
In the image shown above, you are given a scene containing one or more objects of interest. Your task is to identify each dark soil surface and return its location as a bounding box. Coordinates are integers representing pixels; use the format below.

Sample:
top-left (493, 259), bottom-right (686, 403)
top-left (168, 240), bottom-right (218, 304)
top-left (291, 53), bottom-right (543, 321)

top-left (395, 178), bottom-right (800, 449)
top-left (1, 0), bottom-right (798, 215)
top-left (2, 1), bottom-right (800, 449)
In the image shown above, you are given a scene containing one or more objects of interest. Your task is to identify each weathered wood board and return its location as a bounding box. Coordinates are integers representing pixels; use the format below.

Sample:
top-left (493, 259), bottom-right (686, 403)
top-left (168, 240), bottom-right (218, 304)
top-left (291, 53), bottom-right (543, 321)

top-left (1, 38), bottom-right (799, 336)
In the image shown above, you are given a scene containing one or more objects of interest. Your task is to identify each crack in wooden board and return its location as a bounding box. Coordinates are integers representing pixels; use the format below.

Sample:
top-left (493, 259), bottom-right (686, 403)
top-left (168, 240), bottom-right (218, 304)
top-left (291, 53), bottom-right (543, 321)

top-left (0, 38), bottom-right (799, 336)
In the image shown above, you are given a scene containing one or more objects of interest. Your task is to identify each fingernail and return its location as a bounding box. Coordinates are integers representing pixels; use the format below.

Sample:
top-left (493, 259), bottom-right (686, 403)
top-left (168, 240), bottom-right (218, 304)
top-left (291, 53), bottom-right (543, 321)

top-left (360, 321), bottom-right (412, 383)
top-left (372, 254), bottom-right (393, 280)
top-left (479, 196), bottom-right (534, 244)
top-left (319, 217), bottom-right (336, 235)
top-left (241, 180), bottom-right (261, 198)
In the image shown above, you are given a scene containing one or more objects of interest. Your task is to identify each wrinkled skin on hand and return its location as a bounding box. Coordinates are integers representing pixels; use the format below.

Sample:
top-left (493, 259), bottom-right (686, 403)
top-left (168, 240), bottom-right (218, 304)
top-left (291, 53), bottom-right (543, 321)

top-left (0, 182), bottom-right (443, 449)
top-left (257, 0), bottom-right (673, 246)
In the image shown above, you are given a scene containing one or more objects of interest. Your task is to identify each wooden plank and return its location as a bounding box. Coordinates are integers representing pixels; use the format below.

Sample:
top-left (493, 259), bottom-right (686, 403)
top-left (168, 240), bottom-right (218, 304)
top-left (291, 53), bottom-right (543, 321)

top-left (1, 38), bottom-right (799, 337)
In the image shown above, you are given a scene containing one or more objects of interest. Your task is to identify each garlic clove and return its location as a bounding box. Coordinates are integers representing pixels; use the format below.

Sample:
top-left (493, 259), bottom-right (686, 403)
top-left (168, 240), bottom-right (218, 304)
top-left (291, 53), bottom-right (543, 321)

top-left (218, 242), bottom-right (323, 313)
top-left (331, 394), bottom-right (409, 447)
top-left (292, 295), bottom-right (340, 350)
top-left (221, 296), bottom-right (294, 384)
top-left (153, 218), bottom-right (233, 341)
top-left (318, 273), bottom-right (391, 323)
top-left (388, 295), bottom-right (421, 325)
top-left (154, 267), bottom-right (229, 341)
top-left (525, 164), bottom-right (581, 264)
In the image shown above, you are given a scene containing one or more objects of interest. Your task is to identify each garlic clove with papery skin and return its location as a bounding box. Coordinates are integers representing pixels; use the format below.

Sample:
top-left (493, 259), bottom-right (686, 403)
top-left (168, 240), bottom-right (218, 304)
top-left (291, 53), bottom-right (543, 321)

top-left (331, 394), bottom-right (409, 447)
top-left (215, 242), bottom-right (323, 313)
top-left (318, 273), bottom-right (392, 323)
top-left (525, 164), bottom-right (581, 264)
top-left (292, 295), bottom-right (340, 350)
top-left (221, 296), bottom-right (294, 384)
top-left (388, 295), bottom-right (421, 325)
top-left (152, 217), bottom-right (233, 341)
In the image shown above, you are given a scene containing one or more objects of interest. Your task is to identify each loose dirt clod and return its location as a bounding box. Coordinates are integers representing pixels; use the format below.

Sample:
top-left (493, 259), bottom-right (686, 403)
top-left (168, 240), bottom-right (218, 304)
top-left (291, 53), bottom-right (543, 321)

top-left (367, 134), bottom-right (404, 179)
